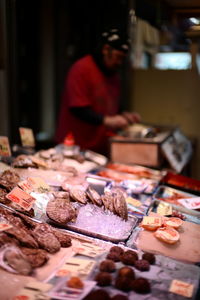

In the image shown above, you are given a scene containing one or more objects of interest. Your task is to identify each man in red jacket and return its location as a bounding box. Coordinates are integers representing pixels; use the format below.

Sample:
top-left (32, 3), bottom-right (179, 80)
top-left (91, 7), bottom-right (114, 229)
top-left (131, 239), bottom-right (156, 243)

top-left (55, 28), bottom-right (140, 155)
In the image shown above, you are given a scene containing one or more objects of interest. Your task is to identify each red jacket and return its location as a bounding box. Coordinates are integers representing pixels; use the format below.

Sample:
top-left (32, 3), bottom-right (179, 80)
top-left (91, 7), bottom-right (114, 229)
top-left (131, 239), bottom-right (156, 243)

top-left (55, 55), bottom-right (120, 153)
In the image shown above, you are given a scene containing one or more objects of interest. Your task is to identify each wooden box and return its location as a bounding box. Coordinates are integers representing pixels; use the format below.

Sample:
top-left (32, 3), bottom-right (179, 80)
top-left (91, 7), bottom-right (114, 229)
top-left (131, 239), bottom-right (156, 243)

top-left (109, 125), bottom-right (173, 168)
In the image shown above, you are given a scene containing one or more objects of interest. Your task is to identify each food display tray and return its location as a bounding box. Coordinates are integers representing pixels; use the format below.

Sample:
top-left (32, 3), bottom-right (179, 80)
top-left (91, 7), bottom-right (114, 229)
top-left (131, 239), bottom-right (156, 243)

top-left (85, 174), bottom-right (113, 195)
top-left (153, 185), bottom-right (200, 216)
top-left (48, 214), bottom-right (138, 244)
top-left (147, 199), bottom-right (200, 224)
top-left (161, 171), bottom-right (200, 196)
top-left (89, 251), bottom-right (200, 300)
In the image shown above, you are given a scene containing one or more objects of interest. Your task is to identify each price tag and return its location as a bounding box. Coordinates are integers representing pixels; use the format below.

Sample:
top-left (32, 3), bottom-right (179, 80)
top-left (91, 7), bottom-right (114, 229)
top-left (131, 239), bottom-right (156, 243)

top-left (0, 223), bottom-right (13, 231)
top-left (31, 156), bottom-right (48, 168)
top-left (142, 216), bottom-right (162, 226)
top-left (169, 279), bottom-right (194, 298)
top-left (6, 187), bottom-right (36, 211)
top-left (0, 136), bottom-right (11, 157)
top-left (13, 281), bottom-right (52, 300)
top-left (56, 257), bottom-right (96, 278)
top-left (178, 197), bottom-right (200, 210)
top-left (19, 127), bottom-right (35, 147)
top-left (28, 177), bottom-right (50, 193)
top-left (75, 242), bottom-right (106, 258)
top-left (18, 180), bottom-right (33, 193)
top-left (157, 202), bottom-right (173, 216)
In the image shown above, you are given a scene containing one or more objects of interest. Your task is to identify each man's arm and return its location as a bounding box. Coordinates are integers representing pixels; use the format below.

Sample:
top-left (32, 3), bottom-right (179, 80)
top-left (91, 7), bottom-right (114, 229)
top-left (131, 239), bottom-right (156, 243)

top-left (70, 106), bottom-right (129, 129)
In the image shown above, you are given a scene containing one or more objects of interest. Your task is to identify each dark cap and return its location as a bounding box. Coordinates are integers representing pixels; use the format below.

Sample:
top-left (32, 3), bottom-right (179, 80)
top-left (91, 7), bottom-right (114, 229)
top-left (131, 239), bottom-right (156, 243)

top-left (101, 28), bottom-right (130, 53)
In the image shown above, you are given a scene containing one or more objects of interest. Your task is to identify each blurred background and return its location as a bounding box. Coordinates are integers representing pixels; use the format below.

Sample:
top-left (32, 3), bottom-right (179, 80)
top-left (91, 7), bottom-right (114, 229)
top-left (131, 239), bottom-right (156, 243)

top-left (0, 0), bottom-right (200, 178)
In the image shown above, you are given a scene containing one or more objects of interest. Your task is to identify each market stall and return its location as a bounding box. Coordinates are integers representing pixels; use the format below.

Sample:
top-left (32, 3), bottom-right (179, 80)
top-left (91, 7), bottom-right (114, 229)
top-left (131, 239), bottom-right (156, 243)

top-left (0, 136), bottom-right (200, 300)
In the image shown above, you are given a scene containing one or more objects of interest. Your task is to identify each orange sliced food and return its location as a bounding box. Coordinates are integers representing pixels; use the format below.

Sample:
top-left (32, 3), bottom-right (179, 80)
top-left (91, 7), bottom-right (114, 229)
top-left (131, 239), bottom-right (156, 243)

top-left (163, 217), bottom-right (183, 229)
top-left (141, 216), bottom-right (163, 231)
top-left (154, 226), bottom-right (180, 244)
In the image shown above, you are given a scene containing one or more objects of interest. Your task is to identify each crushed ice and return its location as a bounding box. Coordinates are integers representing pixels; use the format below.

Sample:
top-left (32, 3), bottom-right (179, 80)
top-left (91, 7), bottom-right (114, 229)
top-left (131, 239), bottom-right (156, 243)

top-left (69, 203), bottom-right (135, 239)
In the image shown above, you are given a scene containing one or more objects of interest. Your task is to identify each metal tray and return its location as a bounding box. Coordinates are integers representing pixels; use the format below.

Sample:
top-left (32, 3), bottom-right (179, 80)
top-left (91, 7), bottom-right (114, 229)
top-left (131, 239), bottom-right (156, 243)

top-left (148, 199), bottom-right (200, 224)
top-left (89, 250), bottom-right (200, 300)
top-left (161, 172), bottom-right (200, 196)
top-left (84, 150), bottom-right (108, 166)
top-left (47, 208), bottom-right (138, 244)
top-left (48, 221), bottom-right (135, 244)
top-left (0, 202), bottom-right (43, 223)
top-left (85, 174), bottom-right (113, 195)
top-left (153, 185), bottom-right (200, 217)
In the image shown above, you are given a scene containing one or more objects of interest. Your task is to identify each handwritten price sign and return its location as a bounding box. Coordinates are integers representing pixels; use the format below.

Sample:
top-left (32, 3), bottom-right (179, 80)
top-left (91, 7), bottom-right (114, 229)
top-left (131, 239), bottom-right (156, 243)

top-left (6, 187), bottom-right (36, 211)
top-left (169, 279), bottom-right (194, 298)
top-left (19, 127), bottom-right (35, 147)
top-left (0, 136), bottom-right (11, 157)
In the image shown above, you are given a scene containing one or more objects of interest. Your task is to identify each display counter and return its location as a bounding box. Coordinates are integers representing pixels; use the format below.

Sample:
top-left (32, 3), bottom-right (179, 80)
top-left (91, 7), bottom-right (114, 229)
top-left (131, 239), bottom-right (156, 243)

top-left (0, 144), bottom-right (200, 299)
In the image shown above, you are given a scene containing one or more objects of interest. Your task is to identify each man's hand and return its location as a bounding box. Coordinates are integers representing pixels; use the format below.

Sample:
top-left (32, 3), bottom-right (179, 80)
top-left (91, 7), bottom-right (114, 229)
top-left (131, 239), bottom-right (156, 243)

top-left (122, 111), bottom-right (141, 124)
top-left (103, 115), bottom-right (129, 129)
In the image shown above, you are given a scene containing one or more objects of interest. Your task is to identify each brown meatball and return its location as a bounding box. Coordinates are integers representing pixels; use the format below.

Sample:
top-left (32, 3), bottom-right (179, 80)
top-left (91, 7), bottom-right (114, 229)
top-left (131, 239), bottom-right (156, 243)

top-left (111, 295), bottom-right (129, 300)
top-left (99, 260), bottom-right (116, 273)
top-left (95, 272), bottom-right (112, 287)
top-left (106, 252), bottom-right (121, 262)
top-left (120, 251), bottom-right (137, 266)
top-left (117, 266), bottom-right (135, 279)
top-left (109, 246), bottom-right (124, 256)
top-left (83, 289), bottom-right (110, 300)
top-left (131, 277), bottom-right (151, 294)
top-left (134, 259), bottom-right (150, 271)
top-left (115, 276), bottom-right (132, 292)
top-left (142, 252), bottom-right (156, 264)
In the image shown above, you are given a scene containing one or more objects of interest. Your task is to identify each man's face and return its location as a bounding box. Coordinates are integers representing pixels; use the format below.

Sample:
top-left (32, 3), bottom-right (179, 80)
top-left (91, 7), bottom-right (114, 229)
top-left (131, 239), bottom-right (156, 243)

top-left (102, 44), bottom-right (127, 72)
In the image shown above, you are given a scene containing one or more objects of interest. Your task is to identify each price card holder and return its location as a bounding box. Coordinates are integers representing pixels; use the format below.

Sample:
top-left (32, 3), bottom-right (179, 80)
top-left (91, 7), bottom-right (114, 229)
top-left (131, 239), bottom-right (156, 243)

top-left (161, 128), bottom-right (192, 173)
top-left (75, 242), bottom-right (106, 258)
top-left (6, 186), bottom-right (36, 211)
top-left (56, 257), bottom-right (96, 278)
top-left (13, 280), bottom-right (52, 300)
top-left (0, 136), bottom-right (11, 157)
top-left (19, 127), bottom-right (35, 148)
top-left (169, 279), bottom-right (194, 298)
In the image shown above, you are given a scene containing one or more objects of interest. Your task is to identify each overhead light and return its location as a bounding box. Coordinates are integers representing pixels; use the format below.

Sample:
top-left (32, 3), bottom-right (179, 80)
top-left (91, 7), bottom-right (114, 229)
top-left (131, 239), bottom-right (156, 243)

top-left (189, 18), bottom-right (200, 25)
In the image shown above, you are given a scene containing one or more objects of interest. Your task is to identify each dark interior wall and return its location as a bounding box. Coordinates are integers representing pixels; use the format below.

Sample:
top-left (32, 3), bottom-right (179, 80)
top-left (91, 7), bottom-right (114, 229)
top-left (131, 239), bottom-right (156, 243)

top-left (6, 0), bottom-right (130, 144)
top-left (6, 0), bottom-right (174, 144)
top-left (54, 0), bottom-right (130, 117)
top-left (6, 0), bottom-right (41, 144)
